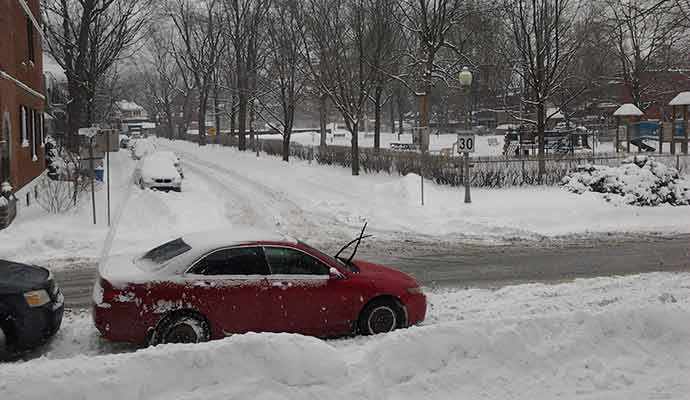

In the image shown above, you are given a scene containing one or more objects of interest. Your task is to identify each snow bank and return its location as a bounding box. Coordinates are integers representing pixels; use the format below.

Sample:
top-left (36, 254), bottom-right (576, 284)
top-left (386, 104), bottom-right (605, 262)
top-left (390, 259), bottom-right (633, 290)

top-left (4, 272), bottom-right (690, 399)
top-left (2, 307), bottom-right (688, 400)
top-left (562, 156), bottom-right (690, 206)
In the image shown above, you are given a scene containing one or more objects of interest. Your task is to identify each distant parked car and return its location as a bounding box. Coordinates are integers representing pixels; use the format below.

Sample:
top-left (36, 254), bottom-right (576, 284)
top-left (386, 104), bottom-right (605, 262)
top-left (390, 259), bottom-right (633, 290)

top-left (120, 135), bottom-right (130, 149)
top-left (135, 153), bottom-right (182, 191)
top-left (93, 229), bottom-right (426, 345)
top-left (0, 260), bottom-right (64, 359)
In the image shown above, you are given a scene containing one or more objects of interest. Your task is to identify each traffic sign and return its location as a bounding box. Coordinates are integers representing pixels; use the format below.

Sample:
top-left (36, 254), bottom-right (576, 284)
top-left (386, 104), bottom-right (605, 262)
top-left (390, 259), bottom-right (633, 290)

top-left (456, 134), bottom-right (475, 153)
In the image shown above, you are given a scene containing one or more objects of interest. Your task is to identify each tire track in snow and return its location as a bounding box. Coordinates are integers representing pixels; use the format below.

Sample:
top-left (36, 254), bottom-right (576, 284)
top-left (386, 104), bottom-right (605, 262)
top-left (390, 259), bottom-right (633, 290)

top-left (162, 143), bottom-right (352, 244)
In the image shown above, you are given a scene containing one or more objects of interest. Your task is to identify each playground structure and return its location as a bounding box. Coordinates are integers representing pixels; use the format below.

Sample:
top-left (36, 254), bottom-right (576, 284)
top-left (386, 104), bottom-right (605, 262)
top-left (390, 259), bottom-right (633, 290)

top-left (613, 93), bottom-right (690, 154)
top-left (502, 126), bottom-right (593, 156)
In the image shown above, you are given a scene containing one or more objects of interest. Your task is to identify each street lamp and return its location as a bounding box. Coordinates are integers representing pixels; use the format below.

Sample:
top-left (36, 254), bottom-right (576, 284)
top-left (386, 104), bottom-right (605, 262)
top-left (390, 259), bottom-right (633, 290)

top-left (458, 66), bottom-right (473, 204)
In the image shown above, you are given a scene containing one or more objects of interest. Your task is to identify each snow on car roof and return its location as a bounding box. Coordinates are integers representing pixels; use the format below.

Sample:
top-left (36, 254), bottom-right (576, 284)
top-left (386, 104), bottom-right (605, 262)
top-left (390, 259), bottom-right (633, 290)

top-left (180, 228), bottom-right (293, 255)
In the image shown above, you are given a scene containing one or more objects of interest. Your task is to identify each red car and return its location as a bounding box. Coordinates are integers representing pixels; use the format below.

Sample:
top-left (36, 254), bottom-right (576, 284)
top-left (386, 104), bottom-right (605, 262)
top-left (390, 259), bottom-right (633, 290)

top-left (93, 230), bottom-right (426, 345)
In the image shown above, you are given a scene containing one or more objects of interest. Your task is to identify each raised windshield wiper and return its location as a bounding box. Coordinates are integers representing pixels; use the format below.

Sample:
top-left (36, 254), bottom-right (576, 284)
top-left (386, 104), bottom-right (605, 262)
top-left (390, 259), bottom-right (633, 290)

top-left (334, 222), bottom-right (372, 264)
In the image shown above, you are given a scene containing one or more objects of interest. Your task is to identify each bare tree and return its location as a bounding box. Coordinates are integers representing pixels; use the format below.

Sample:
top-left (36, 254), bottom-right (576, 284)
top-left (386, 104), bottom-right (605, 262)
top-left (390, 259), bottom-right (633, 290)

top-left (169, 0), bottom-right (224, 146)
top-left (255, 0), bottom-right (308, 161)
top-left (43, 0), bottom-right (148, 138)
top-left (397, 0), bottom-right (470, 134)
top-left (304, 0), bottom-right (376, 175)
top-left (604, 0), bottom-right (686, 110)
top-left (366, 0), bottom-right (400, 151)
top-left (139, 28), bottom-right (183, 139)
top-left (223, 0), bottom-right (271, 151)
top-left (502, 0), bottom-right (584, 179)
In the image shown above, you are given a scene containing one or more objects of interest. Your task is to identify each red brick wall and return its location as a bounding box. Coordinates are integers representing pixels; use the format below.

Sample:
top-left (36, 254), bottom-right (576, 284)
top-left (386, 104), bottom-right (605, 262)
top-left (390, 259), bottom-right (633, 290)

top-left (0, 0), bottom-right (46, 190)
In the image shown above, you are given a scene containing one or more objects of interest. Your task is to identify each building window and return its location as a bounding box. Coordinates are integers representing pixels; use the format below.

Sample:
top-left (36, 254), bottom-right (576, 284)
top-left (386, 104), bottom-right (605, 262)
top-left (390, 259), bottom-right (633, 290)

top-left (26, 18), bottom-right (35, 63)
top-left (20, 106), bottom-right (29, 147)
top-left (30, 109), bottom-right (37, 161)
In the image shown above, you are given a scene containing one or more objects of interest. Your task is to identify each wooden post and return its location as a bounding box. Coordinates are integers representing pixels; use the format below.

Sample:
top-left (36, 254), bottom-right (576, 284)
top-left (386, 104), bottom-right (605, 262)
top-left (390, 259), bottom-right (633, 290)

top-left (680, 104), bottom-right (689, 155)
top-left (671, 106), bottom-right (676, 155)
top-left (615, 116), bottom-right (620, 153)
top-left (626, 117), bottom-right (631, 153)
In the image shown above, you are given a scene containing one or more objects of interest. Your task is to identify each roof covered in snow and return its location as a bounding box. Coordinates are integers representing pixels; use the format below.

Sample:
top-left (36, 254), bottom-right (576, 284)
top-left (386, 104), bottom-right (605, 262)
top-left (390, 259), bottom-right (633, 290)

top-left (613, 103), bottom-right (643, 117)
top-left (669, 92), bottom-right (690, 106)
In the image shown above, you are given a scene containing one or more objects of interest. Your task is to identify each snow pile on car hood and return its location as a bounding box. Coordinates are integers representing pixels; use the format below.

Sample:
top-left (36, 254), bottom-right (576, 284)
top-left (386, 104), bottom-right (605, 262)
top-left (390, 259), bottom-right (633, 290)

top-left (141, 154), bottom-right (179, 180)
top-left (2, 306), bottom-right (689, 399)
top-left (561, 155), bottom-right (690, 206)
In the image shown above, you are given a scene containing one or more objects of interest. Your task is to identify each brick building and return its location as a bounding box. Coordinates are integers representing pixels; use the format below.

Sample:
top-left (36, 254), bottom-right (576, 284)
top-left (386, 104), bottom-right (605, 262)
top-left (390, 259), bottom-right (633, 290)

top-left (0, 0), bottom-right (46, 193)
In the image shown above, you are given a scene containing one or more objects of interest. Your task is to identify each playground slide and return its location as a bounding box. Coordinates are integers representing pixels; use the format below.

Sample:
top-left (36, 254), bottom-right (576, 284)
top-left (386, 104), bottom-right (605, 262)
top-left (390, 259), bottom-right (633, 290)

top-left (630, 138), bottom-right (655, 152)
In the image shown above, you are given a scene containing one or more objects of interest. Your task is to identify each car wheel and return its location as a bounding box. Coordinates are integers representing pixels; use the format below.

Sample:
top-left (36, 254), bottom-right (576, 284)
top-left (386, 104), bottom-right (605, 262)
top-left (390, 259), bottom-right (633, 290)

top-left (358, 298), bottom-right (404, 335)
top-left (152, 313), bottom-right (210, 345)
top-left (139, 179), bottom-right (145, 190)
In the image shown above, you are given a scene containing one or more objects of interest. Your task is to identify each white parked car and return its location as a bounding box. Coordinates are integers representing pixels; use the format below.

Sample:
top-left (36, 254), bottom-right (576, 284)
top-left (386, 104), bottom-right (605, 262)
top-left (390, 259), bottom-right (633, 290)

top-left (135, 153), bottom-right (182, 192)
top-left (148, 151), bottom-right (184, 179)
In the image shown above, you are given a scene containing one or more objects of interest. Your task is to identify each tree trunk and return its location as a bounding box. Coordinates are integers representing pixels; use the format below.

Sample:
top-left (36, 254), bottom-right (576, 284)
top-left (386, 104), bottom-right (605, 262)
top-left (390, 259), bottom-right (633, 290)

top-left (389, 99), bottom-right (395, 137)
top-left (198, 97), bottom-right (207, 146)
top-left (373, 86), bottom-right (383, 152)
top-left (229, 95), bottom-right (236, 142)
top-left (237, 93), bottom-right (247, 150)
top-left (537, 102), bottom-right (546, 182)
top-left (398, 108), bottom-right (404, 142)
top-left (166, 102), bottom-right (175, 139)
top-left (319, 93), bottom-right (328, 151)
top-left (282, 131), bottom-right (290, 162)
top-left (249, 99), bottom-right (255, 149)
top-left (214, 86), bottom-right (221, 144)
top-left (351, 121), bottom-right (359, 176)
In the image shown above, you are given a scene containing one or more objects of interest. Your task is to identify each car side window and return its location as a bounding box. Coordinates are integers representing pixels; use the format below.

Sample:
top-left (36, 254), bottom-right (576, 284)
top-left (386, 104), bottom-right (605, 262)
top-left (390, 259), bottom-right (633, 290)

top-left (263, 247), bottom-right (330, 276)
top-left (190, 247), bottom-right (269, 276)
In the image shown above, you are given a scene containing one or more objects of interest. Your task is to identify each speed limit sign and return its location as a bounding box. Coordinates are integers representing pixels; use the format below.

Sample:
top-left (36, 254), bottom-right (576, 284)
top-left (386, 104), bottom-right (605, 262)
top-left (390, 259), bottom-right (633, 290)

top-left (456, 135), bottom-right (475, 153)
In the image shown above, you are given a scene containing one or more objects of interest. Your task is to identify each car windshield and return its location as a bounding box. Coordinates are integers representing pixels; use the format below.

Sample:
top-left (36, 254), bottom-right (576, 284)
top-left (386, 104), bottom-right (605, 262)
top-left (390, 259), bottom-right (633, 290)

top-left (299, 242), bottom-right (359, 273)
top-left (139, 238), bottom-right (192, 270)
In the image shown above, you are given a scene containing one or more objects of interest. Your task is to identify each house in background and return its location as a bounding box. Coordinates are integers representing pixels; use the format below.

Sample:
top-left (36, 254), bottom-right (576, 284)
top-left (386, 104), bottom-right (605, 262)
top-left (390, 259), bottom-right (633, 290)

top-left (0, 0), bottom-right (46, 228)
top-left (112, 100), bottom-right (155, 136)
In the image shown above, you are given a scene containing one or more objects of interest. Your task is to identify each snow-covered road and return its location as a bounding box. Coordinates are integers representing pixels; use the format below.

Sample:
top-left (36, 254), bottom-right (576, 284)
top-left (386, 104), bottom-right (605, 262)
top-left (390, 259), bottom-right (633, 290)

top-left (3, 272), bottom-right (690, 399)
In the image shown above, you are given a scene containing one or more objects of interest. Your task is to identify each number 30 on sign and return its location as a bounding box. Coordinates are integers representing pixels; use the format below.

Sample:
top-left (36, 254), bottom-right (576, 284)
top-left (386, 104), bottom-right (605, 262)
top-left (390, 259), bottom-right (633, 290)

top-left (456, 135), bottom-right (475, 153)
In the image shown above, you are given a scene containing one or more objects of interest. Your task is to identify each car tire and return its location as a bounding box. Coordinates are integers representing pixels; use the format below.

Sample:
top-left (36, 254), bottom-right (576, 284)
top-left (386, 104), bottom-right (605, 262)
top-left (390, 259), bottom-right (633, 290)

top-left (151, 312), bottom-right (210, 345)
top-left (139, 179), bottom-right (145, 190)
top-left (357, 298), bottom-right (405, 336)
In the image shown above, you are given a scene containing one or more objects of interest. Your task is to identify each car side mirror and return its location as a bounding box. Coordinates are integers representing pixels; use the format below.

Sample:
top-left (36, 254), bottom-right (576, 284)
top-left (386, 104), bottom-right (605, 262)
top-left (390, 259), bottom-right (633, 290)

top-left (329, 267), bottom-right (345, 280)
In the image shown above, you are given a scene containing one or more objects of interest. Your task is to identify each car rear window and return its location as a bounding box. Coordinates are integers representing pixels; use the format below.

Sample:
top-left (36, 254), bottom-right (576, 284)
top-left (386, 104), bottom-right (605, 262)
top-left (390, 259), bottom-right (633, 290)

top-left (141, 238), bottom-right (192, 266)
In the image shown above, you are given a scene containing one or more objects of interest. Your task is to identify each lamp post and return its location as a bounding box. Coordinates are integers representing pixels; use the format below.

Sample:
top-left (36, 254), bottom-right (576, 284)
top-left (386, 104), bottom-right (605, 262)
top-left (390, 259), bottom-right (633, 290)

top-left (458, 66), bottom-right (473, 204)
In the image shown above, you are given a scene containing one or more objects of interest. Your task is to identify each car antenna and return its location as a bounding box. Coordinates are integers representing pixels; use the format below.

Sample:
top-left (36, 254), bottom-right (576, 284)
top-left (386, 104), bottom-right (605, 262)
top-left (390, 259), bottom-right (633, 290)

top-left (334, 222), bottom-right (371, 261)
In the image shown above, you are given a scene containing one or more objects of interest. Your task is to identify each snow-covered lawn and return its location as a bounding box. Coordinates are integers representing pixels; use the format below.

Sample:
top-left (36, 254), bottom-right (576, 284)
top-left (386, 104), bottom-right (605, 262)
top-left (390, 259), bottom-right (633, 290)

top-left (3, 272), bottom-right (689, 399)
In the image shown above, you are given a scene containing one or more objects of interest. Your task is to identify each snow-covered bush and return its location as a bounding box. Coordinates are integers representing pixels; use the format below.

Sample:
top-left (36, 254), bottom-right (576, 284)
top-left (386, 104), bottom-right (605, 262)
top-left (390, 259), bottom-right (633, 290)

top-left (561, 155), bottom-right (690, 206)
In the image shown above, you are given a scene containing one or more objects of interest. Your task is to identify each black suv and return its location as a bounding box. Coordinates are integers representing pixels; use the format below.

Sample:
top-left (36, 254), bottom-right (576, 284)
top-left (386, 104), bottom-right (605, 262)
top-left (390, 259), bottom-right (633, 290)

top-left (0, 260), bottom-right (64, 359)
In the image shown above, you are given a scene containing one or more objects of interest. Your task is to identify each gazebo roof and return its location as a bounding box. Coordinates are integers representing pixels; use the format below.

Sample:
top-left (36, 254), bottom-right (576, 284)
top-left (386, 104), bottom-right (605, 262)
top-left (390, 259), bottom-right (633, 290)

top-left (669, 92), bottom-right (690, 106)
top-left (613, 103), bottom-right (643, 117)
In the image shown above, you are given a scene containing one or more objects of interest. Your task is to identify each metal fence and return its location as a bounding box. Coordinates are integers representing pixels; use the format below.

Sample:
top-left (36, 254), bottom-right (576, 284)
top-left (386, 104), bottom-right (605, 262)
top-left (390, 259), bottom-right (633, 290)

top-left (175, 133), bottom-right (690, 188)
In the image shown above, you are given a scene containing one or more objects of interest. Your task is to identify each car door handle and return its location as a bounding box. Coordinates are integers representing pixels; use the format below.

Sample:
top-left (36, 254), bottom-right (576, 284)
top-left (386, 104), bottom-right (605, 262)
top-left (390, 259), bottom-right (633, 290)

top-left (271, 281), bottom-right (291, 288)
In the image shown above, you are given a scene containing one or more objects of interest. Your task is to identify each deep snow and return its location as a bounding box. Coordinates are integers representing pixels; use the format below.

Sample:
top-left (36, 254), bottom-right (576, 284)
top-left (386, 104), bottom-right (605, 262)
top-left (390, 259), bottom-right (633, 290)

top-left (2, 272), bottom-right (690, 399)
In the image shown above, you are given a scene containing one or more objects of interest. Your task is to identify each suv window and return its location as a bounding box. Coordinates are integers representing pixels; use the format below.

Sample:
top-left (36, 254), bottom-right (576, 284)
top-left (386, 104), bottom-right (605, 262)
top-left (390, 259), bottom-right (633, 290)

top-left (191, 247), bottom-right (269, 276)
top-left (263, 247), bottom-right (330, 276)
